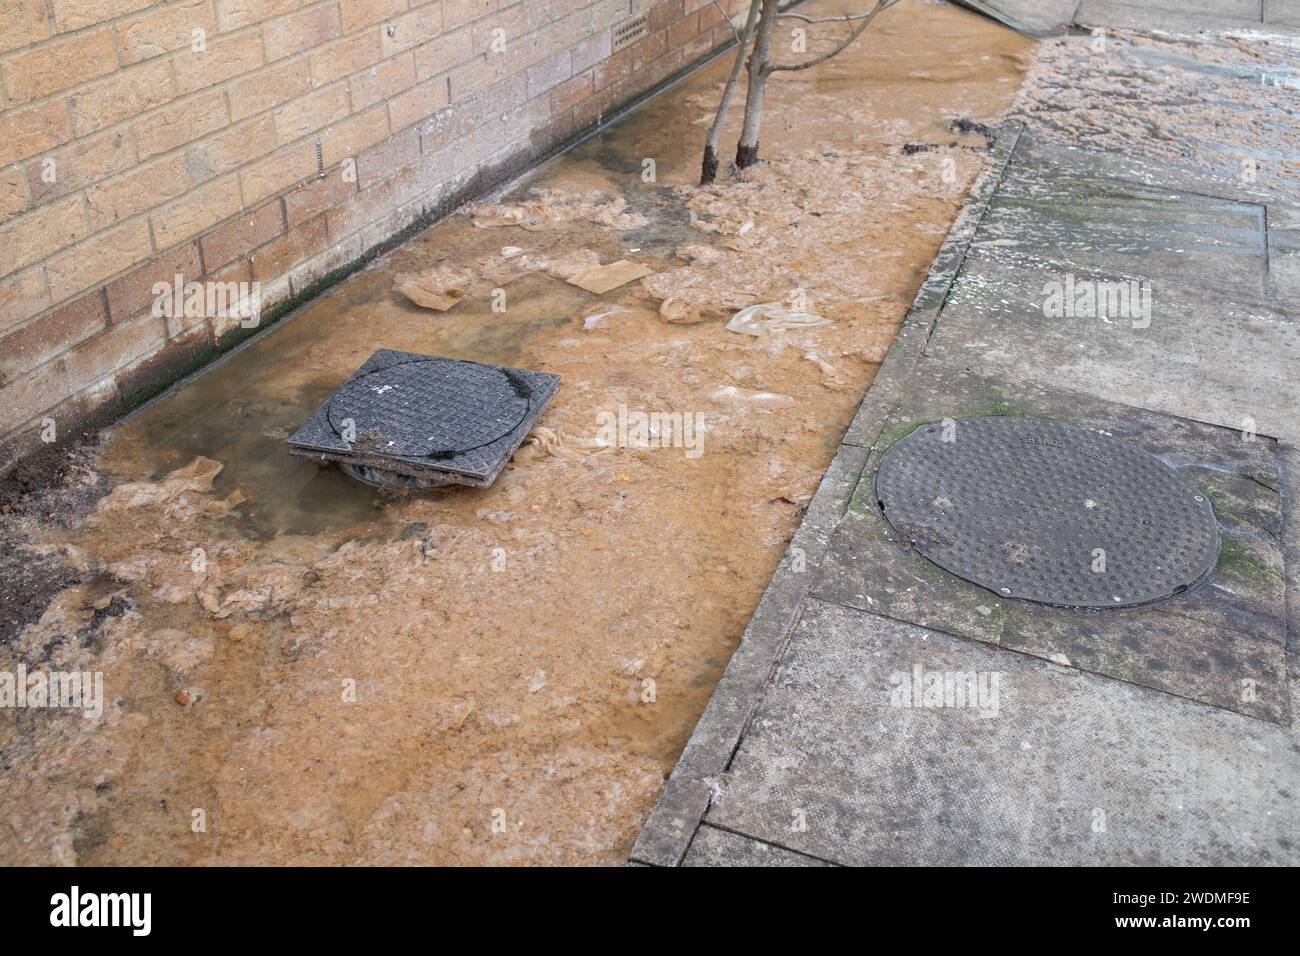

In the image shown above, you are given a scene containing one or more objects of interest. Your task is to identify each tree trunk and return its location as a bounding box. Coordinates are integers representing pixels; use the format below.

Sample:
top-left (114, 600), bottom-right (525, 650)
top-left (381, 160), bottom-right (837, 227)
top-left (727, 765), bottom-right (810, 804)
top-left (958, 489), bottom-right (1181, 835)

top-left (700, 1), bottom-right (762, 185)
top-left (735, 0), bottom-right (780, 169)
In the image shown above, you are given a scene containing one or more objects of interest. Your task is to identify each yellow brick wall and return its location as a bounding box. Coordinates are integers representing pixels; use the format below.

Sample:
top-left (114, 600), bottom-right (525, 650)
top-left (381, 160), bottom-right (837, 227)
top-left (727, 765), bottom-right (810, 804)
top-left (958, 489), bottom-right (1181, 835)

top-left (0, 0), bottom-right (740, 472)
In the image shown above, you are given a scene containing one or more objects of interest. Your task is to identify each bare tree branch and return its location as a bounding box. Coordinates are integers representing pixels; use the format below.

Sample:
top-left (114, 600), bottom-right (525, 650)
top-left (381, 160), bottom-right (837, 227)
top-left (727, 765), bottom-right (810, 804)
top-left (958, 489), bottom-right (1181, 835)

top-left (768, 0), bottom-right (903, 72)
top-left (777, 10), bottom-right (884, 22)
top-left (711, 0), bottom-right (742, 44)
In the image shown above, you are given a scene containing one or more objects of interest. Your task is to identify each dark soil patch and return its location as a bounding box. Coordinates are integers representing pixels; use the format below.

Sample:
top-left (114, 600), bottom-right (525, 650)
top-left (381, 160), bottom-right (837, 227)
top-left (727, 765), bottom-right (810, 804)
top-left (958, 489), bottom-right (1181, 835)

top-left (0, 434), bottom-right (110, 647)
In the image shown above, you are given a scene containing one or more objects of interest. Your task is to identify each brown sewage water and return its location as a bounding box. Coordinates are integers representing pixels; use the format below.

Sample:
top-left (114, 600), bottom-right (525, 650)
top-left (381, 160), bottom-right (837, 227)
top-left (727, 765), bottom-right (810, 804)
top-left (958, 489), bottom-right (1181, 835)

top-left (0, 0), bottom-right (1030, 865)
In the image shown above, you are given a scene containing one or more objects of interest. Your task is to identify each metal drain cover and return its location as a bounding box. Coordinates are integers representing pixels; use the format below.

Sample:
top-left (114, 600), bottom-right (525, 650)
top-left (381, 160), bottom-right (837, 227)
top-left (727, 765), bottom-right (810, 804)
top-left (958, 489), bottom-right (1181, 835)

top-left (286, 349), bottom-right (559, 489)
top-left (328, 357), bottom-right (528, 457)
top-left (874, 417), bottom-right (1220, 608)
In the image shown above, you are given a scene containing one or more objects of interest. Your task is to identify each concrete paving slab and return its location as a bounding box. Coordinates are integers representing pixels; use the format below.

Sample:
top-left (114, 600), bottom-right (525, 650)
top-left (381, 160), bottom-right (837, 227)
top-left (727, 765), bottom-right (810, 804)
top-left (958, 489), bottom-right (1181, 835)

top-left (704, 598), bottom-right (1299, 866)
top-left (1077, 0), bottom-right (1298, 33)
top-left (630, 440), bottom-right (871, 866)
top-left (952, 1), bottom-right (1079, 36)
top-left (922, 133), bottom-right (1300, 443)
top-left (682, 824), bottom-right (833, 866)
top-left (813, 368), bottom-right (1290, 724)
top-left (1267, 0), bottom-right (1300, 27)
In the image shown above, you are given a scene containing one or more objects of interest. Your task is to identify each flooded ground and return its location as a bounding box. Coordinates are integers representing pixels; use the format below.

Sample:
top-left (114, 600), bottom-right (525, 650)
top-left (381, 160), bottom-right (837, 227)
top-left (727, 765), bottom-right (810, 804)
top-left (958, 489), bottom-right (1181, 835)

top-left (0, 0), bottom-right (1030, 865)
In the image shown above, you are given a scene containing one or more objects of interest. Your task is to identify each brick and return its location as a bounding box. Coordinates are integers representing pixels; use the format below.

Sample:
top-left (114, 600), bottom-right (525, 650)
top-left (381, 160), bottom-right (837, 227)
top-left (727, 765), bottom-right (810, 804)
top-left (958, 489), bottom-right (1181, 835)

top-left (215, 0), bottom-right (301, 31)
top-left (228, 60), bottom-right (313, 121)
top-left (152, 174), bottom-right (242, 248)
top-left (1, 0), bottom-right (50, 54)
top-left (239, 140), bottom-right (318, 205)
top-left (24, 129), bottom-right (135, 206)
top-left (632, 30), bottom-right (668, 69)
top-left (319, 104), bottom-right (390, 166)
top-left (85, 154), bottom-right (189, 230)
top-left (527, 49), bottom-right (570, 98)
top-left (0, 292), bottom-right (106, 384)
top-left (413, 26), bottom-right (476, 80)
top-left (696, 0), bottom-right (726, 27)
top-left (64, 312), bottom-right (168, 393)
top-left (274, 83), bottom-right (351, 144)
top-left (186, 114), bottom-right (276, 181)
top-left (47, 218), bottom-right (153, 302)
top-left (310, 31), bottom-right (383, 86)
top-left (1, 359), bottom-right (72, 430)
top-left (424, 72), bottom-right (521, 147)
top-left (0, 196), bottom-right (89, 279)
top-left (116, 0), bottom-right (217, 65)
top-left (3, 29), bottom-right (118, 104)
top-left (0, 101), bottom-right (71, 167)
top-left (356, 125), bottom-right (421, 186)
top-left (449, 54), bottom-right (510, 100)
top-left (388, 76), bottom-right (450, 130)
top-left (650, 0), bottom-right (684, 33)
top-left (105, 243), bottom-right (202, 322)
top-left (593, 46), bottom-right (633, 90)
top-left (69, 59), bottom-right (174, 137)
top-left (668, 12), bottom-right (699, 48)
top-left (350, 53), bottom-right (417, 110)
top-left (264, 3), bottom-right (341, 62)
top-left (325, 180), bottom-right (389, 239)
top-left (443, 0), bottom-right (496, 32)
top-left (52, 0), bottom-right (156, 32)
top-left (0, 267), bottom-right (53, 337)
top-left (472, 4), bottom-right (528, 54)
top-left (201, 200), bottom-right (286, 269)
top-left (382, 5), bottom-right (444, 57)
top-left (1, 167), bottom-right (27, 224)
top-left (339, 0), bottom-right (407, 33)
top-left (208, 256), bottom-right (253, 287)
top-left (283, 165), bottom-right (357, 228)
top-left (517, 15), bottom-right (576, 64)
top-left (549, 69), bottom-right (592, 115)
top-left (250, 216), bottom-right (328, 281)
top-left (174, 32), bottom-right (266, 95)
top-left (133, 91), bottom-right (230, 160)
top-left (570, 29), bottom-right (612, 73)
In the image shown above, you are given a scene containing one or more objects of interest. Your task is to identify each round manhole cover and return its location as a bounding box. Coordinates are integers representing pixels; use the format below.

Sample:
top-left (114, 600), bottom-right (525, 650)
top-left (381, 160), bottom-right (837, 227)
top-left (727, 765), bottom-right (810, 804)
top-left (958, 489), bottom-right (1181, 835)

top-left (328, 358), bottom-right (529, 457)
top-left (874, 417), bottom-right (1220, 608)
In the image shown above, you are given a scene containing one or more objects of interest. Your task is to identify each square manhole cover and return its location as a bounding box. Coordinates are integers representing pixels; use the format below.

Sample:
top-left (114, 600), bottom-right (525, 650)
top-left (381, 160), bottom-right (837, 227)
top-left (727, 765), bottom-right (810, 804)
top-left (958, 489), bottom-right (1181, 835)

top-left (287, 348), bottom-right (559, 488)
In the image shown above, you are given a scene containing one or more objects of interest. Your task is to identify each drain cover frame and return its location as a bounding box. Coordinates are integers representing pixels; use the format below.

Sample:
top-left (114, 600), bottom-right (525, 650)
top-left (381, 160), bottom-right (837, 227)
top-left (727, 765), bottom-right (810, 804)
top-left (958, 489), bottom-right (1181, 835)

top-left (327, 356), bottom-right (529, 458)
top-left (286, 349), bottom-right (559, 489)
top-left (874, 416), bottom-right (1220, 609)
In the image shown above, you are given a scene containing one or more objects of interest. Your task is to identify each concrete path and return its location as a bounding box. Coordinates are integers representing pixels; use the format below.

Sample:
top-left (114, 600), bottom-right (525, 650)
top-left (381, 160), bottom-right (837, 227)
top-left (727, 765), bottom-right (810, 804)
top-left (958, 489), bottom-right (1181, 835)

top-left (955, 0), bottom-right (1300, 36)
top-left (632, 3), bottom-right (1300, 866)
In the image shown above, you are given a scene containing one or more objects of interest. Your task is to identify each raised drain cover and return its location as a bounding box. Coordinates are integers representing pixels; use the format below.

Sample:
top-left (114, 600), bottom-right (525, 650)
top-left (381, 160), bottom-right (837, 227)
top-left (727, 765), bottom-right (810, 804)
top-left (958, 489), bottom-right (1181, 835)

top-left (874, 417), bottom-right (1220, 608)
top-left (287, 348), bottom-right (559, 489)
top-left (327, 357), bottom-right (528, 457)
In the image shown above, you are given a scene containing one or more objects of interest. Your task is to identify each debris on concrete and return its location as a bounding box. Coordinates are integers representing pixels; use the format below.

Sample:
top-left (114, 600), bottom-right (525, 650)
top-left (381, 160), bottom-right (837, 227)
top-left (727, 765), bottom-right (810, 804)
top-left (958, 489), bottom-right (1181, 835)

top-left (565, 259), bottom-right (653, 294)
top-left (726, 301), bottom-right (832, 337)
top-left (470, 187), bottom-right (650, 231)
top-left (394, 264), bottom-right (473, 311)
